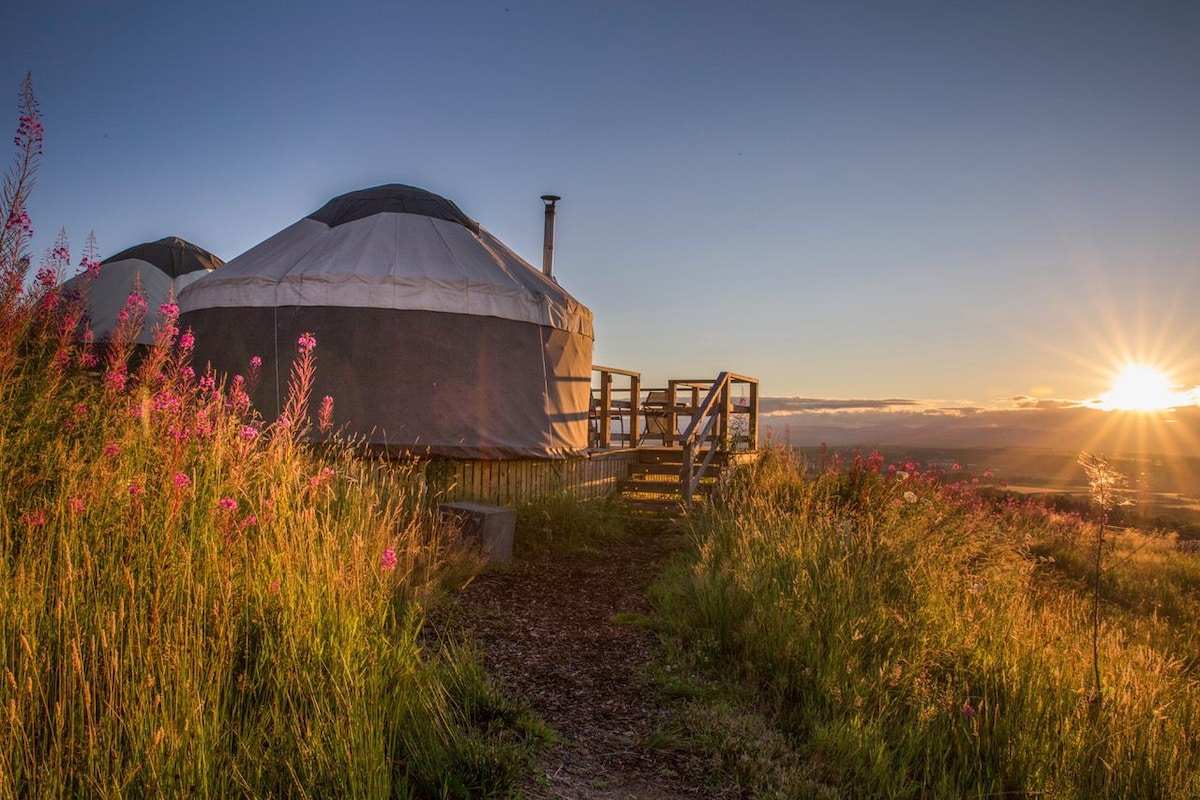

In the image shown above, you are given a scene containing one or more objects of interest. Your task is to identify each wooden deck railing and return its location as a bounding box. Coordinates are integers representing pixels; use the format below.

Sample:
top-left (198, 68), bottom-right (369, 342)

top-left (678, 372), bottom-right (759, 507)
top-left (590, 365), bottom-right (641, 449)
top-left (590, 367), bottom-right (759, 452)
top-left (591, 366), bottom-right (759, 506)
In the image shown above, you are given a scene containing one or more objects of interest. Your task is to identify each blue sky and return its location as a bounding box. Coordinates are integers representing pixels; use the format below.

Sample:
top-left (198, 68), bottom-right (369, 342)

top-left (5, 1), bottom-right (1199, 405)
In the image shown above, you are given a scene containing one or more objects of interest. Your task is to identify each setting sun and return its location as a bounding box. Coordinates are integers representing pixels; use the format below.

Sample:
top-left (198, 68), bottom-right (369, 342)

top-left (1098, 364), bottom-right (1178, 412)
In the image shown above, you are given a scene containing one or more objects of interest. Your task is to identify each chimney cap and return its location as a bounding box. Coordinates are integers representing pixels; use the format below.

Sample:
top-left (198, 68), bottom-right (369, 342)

top-left (540, 194), bottom-right (561, 205)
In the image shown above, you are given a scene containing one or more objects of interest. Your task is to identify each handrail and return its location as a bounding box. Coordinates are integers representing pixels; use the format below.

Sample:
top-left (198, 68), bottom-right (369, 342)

top-left (678, 372), bottom-right (759, 508)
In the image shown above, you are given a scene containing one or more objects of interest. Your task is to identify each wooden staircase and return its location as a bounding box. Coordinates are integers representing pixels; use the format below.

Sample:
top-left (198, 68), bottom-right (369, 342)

top-left (616, 447), bottom-right (738, 516)
top-left (592, 369), bottom-right (762, 518)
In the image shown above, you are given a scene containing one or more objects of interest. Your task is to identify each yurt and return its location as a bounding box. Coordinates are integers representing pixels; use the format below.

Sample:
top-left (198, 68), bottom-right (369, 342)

top-left (178, 184), bottom-right (594, 459)
top-left (64, 236), bottom-right (223, 345)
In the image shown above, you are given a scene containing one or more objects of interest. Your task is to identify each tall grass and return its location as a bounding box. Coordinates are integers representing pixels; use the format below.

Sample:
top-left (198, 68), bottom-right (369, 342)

top-left (1, 78), bottom-right (536, 798)
top-left (654, 448), bottom-right (1200, 798)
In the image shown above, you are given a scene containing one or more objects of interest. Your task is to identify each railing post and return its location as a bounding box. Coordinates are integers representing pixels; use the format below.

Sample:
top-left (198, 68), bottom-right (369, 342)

top-left (719, 376), bottom-right (731, 450)
top-left (666, 380), bottom-right (680, 447)
top-left (598, 370), bottom-right (613, 448)
top-left (628, 373), bottom-right (640, 449)
top-left (681, 439), bottom-right (695, 510)
top-left (748, 379), bottom-right (759, 450)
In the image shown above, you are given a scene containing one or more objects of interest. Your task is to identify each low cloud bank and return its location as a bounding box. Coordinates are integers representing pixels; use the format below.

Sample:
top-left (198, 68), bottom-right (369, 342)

top-left (761, 397), bottom-right (1200, 456)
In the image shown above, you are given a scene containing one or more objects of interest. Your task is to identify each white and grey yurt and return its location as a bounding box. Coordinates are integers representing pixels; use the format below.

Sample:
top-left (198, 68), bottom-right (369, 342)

top-left (64, 236), bottom-right (223, 345)
top-left (178, 184), bottom-right (594, 459)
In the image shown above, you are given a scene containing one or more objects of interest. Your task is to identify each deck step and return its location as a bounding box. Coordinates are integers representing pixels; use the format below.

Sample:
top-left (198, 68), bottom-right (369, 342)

top-left (621, 477), bottom-right (718, 492)
top-left (619, 497), bottom-right (686, 515)
top-left (632, 463), bottom-right (725, 479)
top-left (620, 478), bottom-right (681, 493)
top-left (612, 448), bottom-right (761, 519)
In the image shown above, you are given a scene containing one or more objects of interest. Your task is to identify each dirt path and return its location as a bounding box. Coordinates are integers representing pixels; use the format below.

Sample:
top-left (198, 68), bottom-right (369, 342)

top-left (448, 531), bottom-right (717, 800)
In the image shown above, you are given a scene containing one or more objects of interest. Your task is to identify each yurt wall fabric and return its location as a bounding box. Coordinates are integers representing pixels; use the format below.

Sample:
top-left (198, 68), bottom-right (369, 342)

top-left (178, 184), bottom-right (594, 460)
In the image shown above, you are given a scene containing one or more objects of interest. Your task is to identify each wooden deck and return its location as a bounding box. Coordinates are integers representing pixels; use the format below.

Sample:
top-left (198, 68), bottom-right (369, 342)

top-left (439, 449), bottom-right (642, 505)
top-left (440, 367), bottom-right (760, 510)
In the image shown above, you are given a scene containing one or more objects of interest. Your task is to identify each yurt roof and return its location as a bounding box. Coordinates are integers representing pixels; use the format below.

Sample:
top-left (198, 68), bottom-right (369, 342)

top-left (307, 184), bottom-right (481, 232)
top-left (177, 184), bottom-right (593, 338)
top-left (101, 235), bottom-right (224, 278)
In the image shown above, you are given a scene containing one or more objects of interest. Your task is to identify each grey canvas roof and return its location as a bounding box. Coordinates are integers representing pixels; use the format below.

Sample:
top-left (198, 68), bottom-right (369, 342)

top-left (179, 184), bottom-right (592, 337)
top-left (101, 236), bottom-right (223, 279)
top-left (307, 184), bottom-right (480, 233)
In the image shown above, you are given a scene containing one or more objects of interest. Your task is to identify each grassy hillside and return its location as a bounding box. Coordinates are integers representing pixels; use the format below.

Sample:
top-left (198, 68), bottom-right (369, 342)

top-left (653, 449), bottom-right (1200, 798)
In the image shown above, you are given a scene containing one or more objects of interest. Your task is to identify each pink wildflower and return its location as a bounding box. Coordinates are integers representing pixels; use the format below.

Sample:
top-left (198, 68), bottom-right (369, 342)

top-left (6, 204), bottom-right (32, 235)
top-left (105, 368), bottom-right (127, 392)
top-left (68, 497), bottom-right (85, 514)
top-left (218, 497), bottom-right (238, 511)
top-left (103, 443), bottom-right (120, 457)
top-left (239, 425), bottom-right (260, 441)
top-left (250, 355), bottom-right (262, 369)
top-left (22, 509), bottom-right (46, 528)
top-left (269, 579), bottom-right (281, 594)
top-left (229, 376), bottom-right (251, 413)
top-left (128, 482), bottom-right (144, 497)
top-left (309, 467), bottom-right (335, 489)
top-left (173, 472), bottom-right (191, 490)
top-left (962, 701), bottom-right (976, 718)
top-left (36, 265), bottom-right (58, 292)
top-left (297, 332), bottom-right (317, 353)
top-left (17, 111), bottom-right (43, 146)
top-left (178, 330), bottom-right (195, 351)
top-left (381, 548), bottom-right (398, 572)
top-left (318, 395), bottom-right (334, 434)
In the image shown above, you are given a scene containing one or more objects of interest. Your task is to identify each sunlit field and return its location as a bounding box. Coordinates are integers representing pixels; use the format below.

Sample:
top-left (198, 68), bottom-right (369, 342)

top-left (653, 449), bottom-right (1200, 798)
top-left (0, 80), bottom-right (538, 798)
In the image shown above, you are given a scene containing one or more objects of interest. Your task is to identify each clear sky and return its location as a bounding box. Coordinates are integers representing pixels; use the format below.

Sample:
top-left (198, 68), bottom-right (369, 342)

top-left (5, 0), bottom-right (1199, 407)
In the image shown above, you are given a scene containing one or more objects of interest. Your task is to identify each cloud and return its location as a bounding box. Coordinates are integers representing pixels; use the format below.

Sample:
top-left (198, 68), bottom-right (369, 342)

top-left (761, 397), bottom-right (926, 415)
top-left (1008, 395), bottom-right (1085, 410)
top-left (759, 396), bottom-right (1200, 456)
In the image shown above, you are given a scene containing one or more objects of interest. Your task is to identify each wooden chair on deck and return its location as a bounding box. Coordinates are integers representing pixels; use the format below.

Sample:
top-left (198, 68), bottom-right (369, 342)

top-left (639, 390), bottom-right (674, 445)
